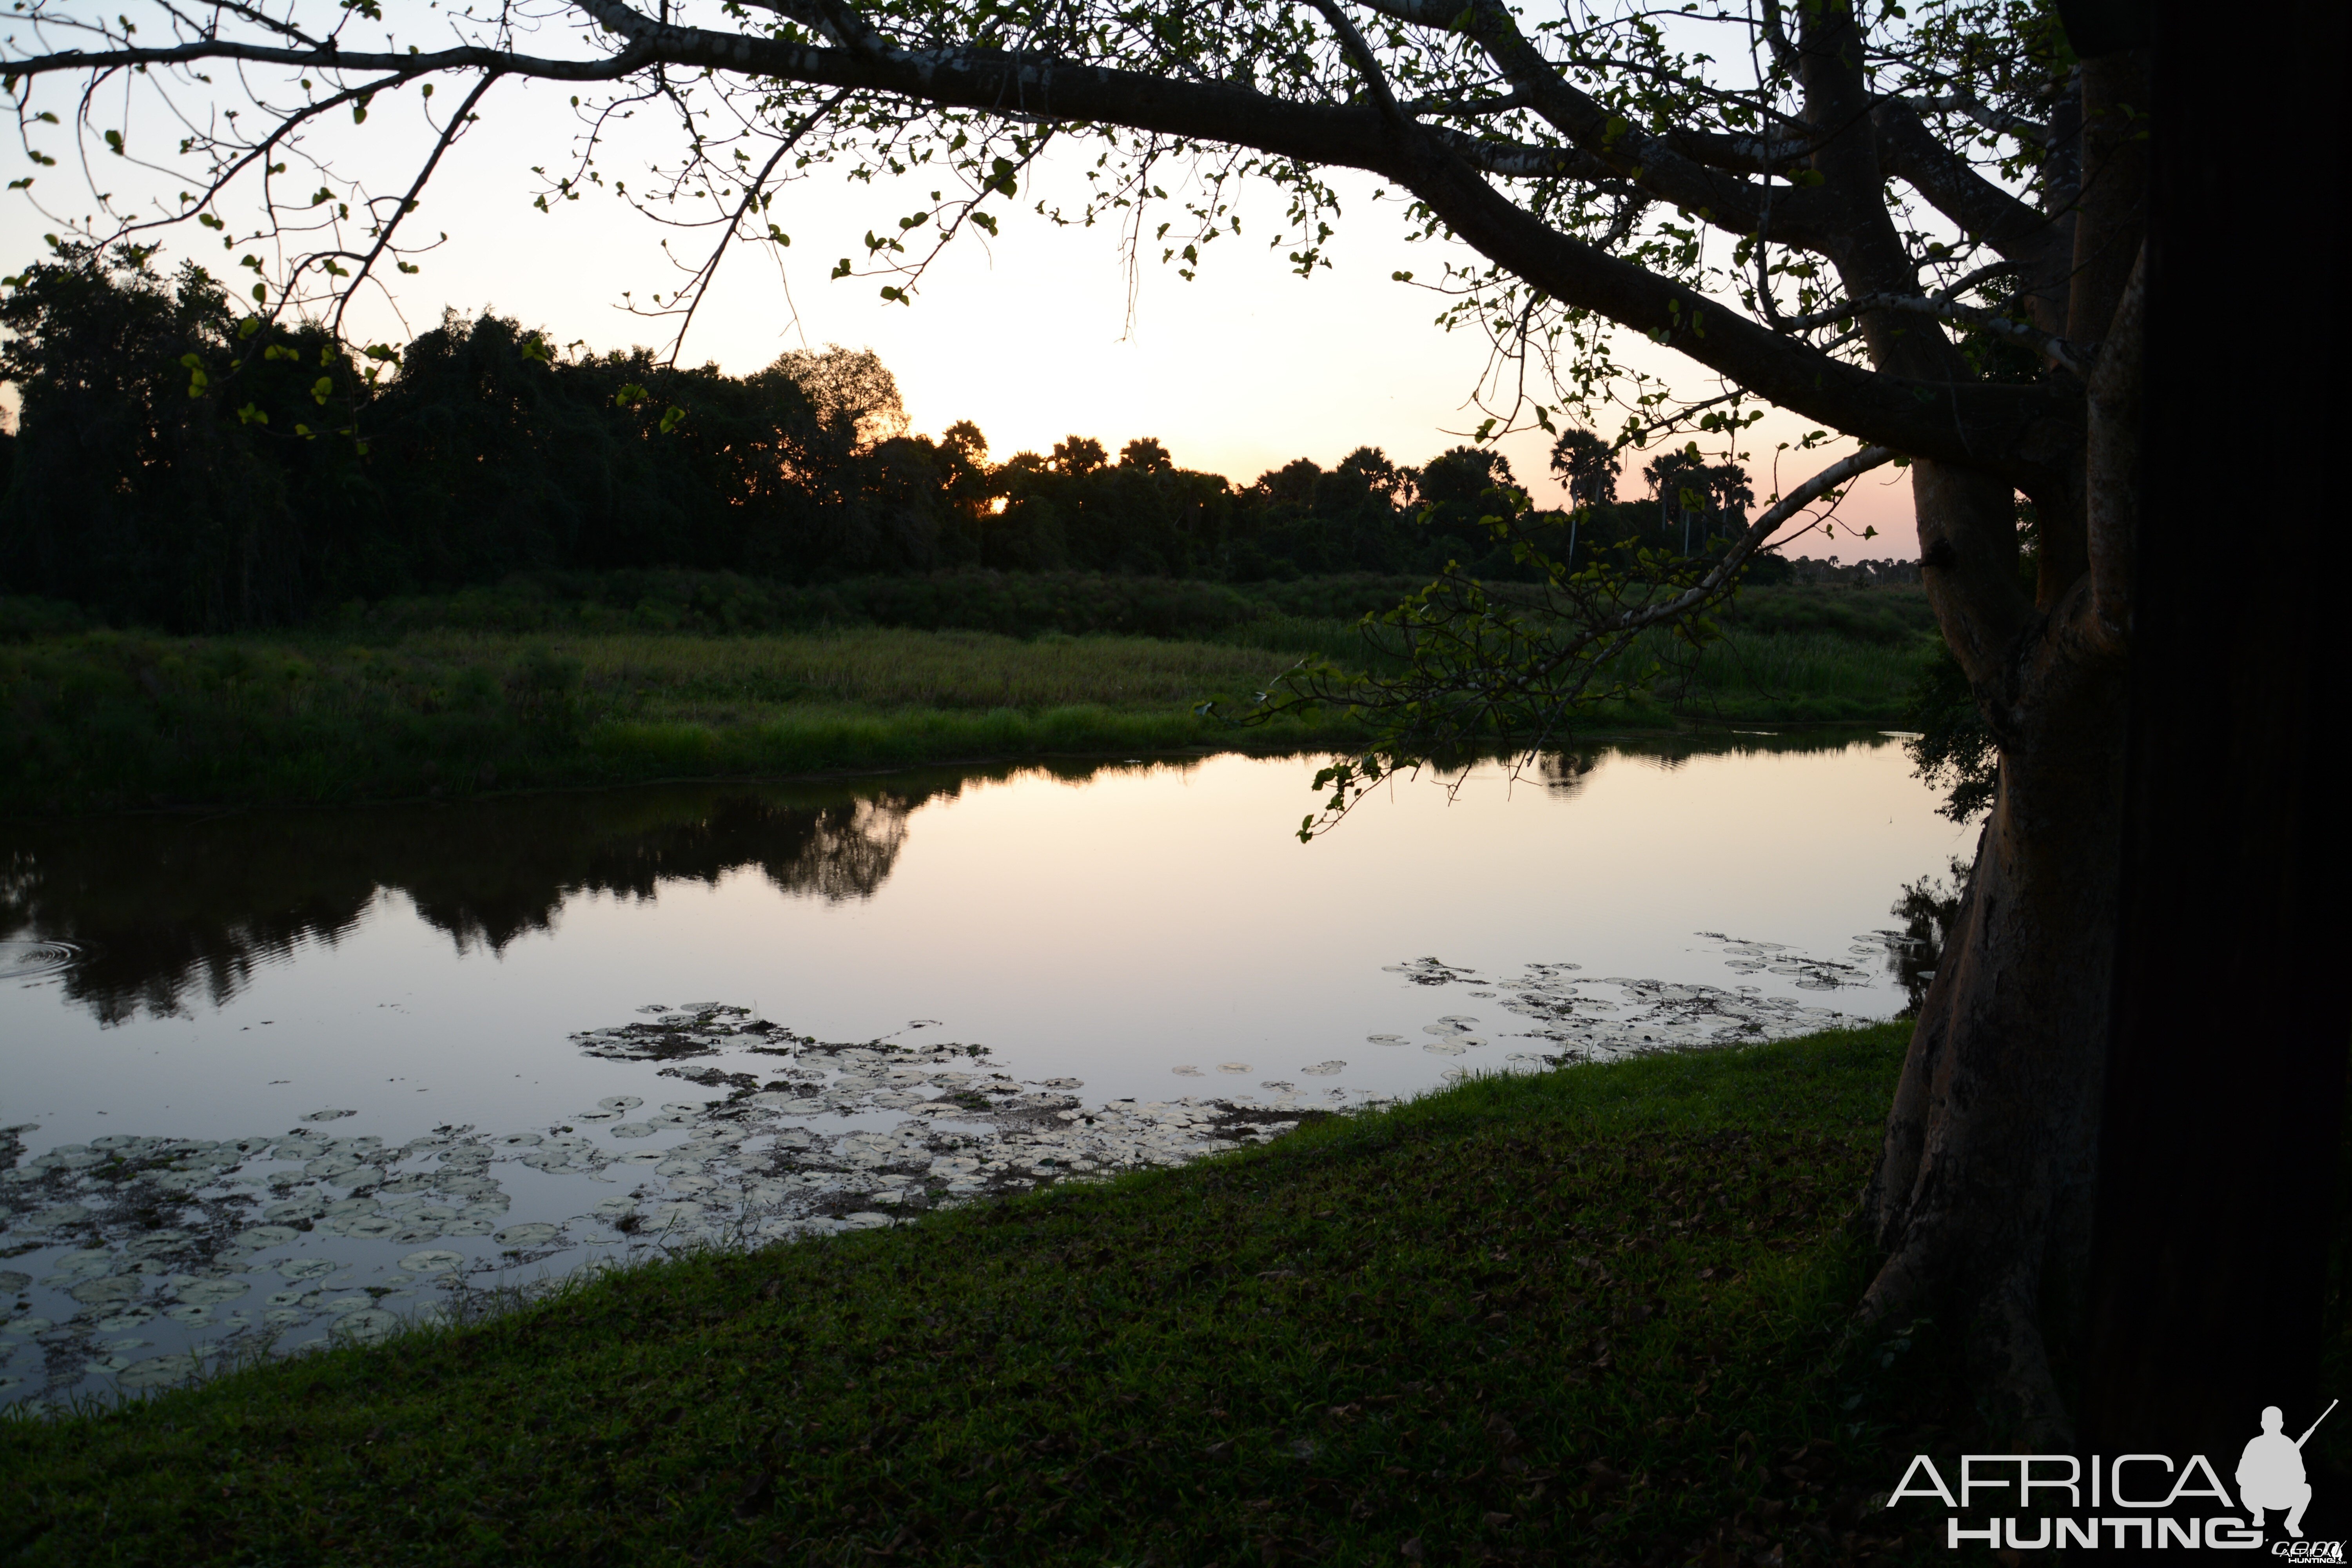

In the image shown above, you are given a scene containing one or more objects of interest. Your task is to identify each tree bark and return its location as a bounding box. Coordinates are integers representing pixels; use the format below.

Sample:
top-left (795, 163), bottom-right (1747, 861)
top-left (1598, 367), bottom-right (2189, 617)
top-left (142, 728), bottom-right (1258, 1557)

top-left (1861, 483), bottom-right (2130, 1440)
top-left (2078, 0), bottom-right (2349, 1504)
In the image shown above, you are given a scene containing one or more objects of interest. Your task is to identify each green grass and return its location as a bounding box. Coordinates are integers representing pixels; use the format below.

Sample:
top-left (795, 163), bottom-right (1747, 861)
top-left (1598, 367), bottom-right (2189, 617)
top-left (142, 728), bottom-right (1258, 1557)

top-left (1641, 627), bottom-right (1936, 724)
top-left (0, 581), bottom-right (1935, 813)
top-left (0, 1025), bottom-right (1952, 1566)
top-left (0, 626), bottom-right (1370, 814)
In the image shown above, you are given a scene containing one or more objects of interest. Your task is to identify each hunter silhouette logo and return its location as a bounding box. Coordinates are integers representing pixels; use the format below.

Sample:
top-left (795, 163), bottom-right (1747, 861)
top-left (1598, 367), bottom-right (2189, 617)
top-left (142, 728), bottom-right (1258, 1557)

top-left (1883, 1398), bottom-right (2341, 1551)
top-left (2242, 1400), bottom-right (2334, 1539)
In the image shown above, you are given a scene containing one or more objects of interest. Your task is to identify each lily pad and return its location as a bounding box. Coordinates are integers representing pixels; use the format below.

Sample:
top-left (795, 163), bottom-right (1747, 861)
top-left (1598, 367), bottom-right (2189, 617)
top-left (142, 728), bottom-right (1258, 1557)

top-left (399, 1249), bottom-right (466, 1274)
top-left (493, 1222), bottom-right (563, 1247)
top-left (69, 1276), bottom-right (144, 1306)
top-left (1215, 1063), bottom-right (1251, 1074)
top-left (237, 1225), bottom-right (301, 1249)
top-left (278, 1258), bottom-right (338, 1282)
top-left (121, 1231), bottom-right (193, 1259)
top-left (116, 1353), bottom-right (202, 1389)
top-left (610, 1122), bottom-right (658, 1139)
top-left (301, 1109), bottom-right (359, 1123)
top-left (332, 1308), bottom-right (401, 1344)
top-left (175, 1278), bottom-right (248, 1307)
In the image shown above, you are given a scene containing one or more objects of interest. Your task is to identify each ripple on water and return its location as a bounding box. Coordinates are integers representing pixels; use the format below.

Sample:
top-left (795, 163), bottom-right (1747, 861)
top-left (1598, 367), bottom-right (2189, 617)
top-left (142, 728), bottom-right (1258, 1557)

top-left (0, 939), bottom-right (81, 981)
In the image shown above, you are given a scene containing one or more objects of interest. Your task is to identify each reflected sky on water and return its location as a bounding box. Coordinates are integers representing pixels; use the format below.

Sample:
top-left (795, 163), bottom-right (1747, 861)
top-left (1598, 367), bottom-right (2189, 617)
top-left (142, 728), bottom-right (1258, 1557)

top-left (0, 735), bottom-right (1970, 1406)
top-left (2, 736), bottom-right (1968, 1144)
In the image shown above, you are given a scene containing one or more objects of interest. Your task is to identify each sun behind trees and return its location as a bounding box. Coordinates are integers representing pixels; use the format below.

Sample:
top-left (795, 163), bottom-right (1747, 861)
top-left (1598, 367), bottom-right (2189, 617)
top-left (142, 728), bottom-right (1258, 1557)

top-left (0, 249), bottom-right (1749, 632)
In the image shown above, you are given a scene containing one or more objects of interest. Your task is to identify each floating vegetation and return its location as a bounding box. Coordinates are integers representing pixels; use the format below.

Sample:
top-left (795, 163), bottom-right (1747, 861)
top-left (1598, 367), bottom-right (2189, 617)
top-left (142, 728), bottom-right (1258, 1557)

top-left (1386, 934), bottom-right (1864, 1067)
top-left (0, 1005), bottom-right (1323, 1410)
top-left (1695, 933), bottom-right (1874, 992)
top-left (2, 933), bottom-right (1879, 1412)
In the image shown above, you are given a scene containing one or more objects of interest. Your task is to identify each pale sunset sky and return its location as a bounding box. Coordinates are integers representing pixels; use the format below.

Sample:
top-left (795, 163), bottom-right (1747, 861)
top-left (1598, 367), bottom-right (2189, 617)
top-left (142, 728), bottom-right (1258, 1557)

top-left (2, 68), bottom-right (1917, 556)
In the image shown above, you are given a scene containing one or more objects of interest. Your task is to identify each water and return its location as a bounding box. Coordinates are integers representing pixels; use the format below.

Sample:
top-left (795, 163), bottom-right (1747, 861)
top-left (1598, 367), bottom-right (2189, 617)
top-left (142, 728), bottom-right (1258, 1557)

top-left (0, 734), bottom-right (1968, 1406)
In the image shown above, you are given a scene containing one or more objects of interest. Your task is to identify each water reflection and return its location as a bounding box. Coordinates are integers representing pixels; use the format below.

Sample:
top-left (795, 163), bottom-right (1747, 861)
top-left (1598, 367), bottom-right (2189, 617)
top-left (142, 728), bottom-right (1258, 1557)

top-left (1880, 855), bottom-right (1971, 1013)
top-left (2, 733), bottom-right (1907, 1029)
top-left (0, 774), bottom-right (985, 1024)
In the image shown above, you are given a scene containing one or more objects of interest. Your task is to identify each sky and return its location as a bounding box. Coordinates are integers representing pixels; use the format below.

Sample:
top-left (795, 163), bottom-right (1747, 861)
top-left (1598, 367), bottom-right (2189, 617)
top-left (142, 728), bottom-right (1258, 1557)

top-left (0, 58), bottom-right (1918, 557)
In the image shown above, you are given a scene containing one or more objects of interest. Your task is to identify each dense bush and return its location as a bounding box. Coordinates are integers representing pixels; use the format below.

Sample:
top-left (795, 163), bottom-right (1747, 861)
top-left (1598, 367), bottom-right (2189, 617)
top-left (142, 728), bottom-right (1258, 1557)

top-left (2, 248), bottom-right (1773, 631)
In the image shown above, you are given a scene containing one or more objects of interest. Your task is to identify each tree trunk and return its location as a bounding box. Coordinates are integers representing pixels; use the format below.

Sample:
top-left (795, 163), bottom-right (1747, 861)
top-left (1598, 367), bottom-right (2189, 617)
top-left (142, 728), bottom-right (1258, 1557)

top-left (2077, 0), bottom-right (2349, 1502)
top-left (1859, 462), bottom-right (2131, 1445)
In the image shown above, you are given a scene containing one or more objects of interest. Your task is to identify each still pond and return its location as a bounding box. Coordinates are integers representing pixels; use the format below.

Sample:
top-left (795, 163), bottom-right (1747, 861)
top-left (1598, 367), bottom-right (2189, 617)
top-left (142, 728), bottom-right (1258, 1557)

top-left (0, 732), bottom-right (1967, 1407)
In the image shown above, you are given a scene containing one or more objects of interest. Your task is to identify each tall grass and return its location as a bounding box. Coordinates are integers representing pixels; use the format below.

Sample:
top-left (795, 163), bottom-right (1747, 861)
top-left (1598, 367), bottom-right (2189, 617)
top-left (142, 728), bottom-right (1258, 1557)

top-left (1645, 626), bottom-right (1938, 722)
top-left (0, 593), bottom-right (1932, 812)
top-left (0, 627), bottom-right (1358, 813)
top-left (532, 625), bottom-right (1318, 711)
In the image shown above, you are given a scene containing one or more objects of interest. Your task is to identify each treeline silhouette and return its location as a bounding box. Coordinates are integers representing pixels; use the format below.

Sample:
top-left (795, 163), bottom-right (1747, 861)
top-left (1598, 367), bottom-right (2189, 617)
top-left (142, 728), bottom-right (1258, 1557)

top-left (0, 249), bottom-right (1766, 633)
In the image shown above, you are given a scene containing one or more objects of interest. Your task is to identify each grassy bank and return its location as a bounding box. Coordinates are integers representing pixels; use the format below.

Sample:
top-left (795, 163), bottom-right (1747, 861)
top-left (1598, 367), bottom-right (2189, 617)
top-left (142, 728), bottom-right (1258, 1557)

top-left (0, 626), bottom-right (1363, 814)
top-left (1, 1025), bottom-right (1954, 1566)
top-left (0, 576), bottom-right (1936, 813)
